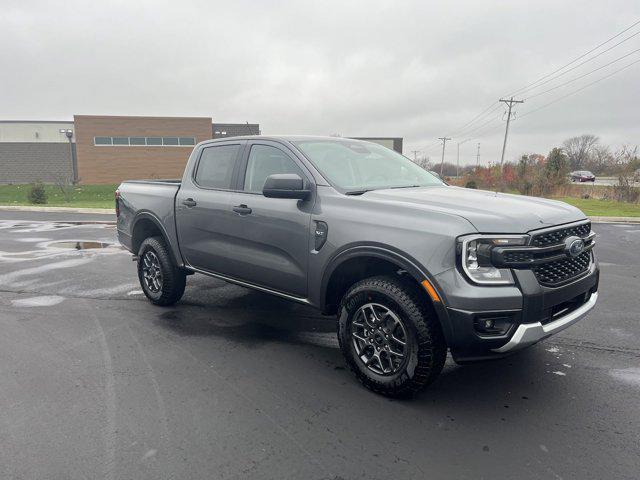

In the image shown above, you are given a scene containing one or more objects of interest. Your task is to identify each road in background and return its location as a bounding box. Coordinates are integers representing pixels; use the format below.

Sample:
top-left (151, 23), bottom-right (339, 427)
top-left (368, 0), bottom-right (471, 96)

top-left (571, 176), bottom-right (639, 187)
top-left (0, 214), bottom-right (638, 479)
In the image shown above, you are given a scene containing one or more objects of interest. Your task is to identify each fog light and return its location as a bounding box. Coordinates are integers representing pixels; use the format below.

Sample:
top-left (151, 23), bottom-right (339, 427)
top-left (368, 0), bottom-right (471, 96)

top-left (474, 315), bottom-right (514, 336)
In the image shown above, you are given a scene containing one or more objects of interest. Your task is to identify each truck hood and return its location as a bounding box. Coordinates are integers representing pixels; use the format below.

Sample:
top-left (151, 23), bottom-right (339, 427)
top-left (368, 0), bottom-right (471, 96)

top-left (365, 186), bottom-right (586, 233)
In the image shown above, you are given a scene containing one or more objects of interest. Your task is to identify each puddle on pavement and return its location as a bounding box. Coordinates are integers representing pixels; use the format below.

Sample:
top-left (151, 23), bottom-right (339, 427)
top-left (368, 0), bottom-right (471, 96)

top-left (48, 241), bottom-right (113, 250)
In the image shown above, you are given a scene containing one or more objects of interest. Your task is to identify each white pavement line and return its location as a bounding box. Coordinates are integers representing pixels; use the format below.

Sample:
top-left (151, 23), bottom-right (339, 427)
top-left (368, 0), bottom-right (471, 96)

top-left (11, 295), bottom-right (65, 307)
top-left (0, 257), bottom-right (94, 283)
top-left (0, 206), bottom-right (115, 214)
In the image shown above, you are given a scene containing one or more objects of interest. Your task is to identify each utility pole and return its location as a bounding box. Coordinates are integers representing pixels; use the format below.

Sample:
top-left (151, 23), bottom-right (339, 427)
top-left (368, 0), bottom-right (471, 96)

top-left (498, 97), bottom-right (524, 168)
top-left (411, 150), bottom-right (420, 162)
top-left (456, 142), bottom-right (460, 178)
top-left (438, 137), bottom-right (451, 177)
top-left (476, 143), bottom-right (480, 170)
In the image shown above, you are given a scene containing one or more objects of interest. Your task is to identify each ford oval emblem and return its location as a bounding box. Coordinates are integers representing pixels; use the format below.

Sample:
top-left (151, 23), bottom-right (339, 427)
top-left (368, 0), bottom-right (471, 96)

top-left (565, 236), bottom-right (585, 258)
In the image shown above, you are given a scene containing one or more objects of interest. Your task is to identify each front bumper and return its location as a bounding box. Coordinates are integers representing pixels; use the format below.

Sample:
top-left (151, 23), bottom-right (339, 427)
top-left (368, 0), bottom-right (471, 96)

top-left (434, 255), bottom-right (599, 363)
top-left (491, 291), bottom-right (597, 353)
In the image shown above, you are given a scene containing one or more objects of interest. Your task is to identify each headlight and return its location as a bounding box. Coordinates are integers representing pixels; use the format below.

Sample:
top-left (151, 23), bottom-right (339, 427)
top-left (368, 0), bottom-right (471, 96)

top-left (459, 235), bottom-right (528, 285)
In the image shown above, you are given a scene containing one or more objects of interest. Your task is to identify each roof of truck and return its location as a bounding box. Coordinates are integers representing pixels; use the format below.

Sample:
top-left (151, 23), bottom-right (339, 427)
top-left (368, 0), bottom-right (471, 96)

top-left (200, 135), bottom-right (371, 144)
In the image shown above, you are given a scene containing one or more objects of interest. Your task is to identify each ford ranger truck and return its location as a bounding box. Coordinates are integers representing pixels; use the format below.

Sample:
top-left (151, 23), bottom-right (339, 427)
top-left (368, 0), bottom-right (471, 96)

top-left (116, 136), bottom-right (599, 397)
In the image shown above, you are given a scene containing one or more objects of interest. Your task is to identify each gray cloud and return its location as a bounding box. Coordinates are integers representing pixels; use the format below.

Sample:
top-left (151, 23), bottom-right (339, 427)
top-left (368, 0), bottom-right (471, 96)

top-left (1, 0), bottom-right (639, 166)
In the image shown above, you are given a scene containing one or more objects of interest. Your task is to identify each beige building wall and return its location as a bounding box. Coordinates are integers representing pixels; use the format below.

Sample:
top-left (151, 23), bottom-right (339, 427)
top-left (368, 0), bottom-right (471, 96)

top-left (0, 121), bottom-right (74, 143)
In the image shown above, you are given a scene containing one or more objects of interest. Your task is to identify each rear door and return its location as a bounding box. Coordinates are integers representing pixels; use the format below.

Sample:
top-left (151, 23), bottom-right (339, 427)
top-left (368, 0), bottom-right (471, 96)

top-left (176, 141), bottom-right (245, 273)
top-left (224, 140), bottom-right (314, 297)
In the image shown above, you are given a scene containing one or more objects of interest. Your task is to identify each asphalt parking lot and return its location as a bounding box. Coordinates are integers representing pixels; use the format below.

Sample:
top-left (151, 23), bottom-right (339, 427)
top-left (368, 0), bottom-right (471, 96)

top-left (1, 211), bottom-right (639, 480)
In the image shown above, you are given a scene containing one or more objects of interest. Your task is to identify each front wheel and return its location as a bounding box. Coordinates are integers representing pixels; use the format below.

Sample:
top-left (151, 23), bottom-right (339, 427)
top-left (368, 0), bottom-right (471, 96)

top-left (137, 236), bottom-right (186, 306)
top-left (337, 276), bottom-right (446, 398)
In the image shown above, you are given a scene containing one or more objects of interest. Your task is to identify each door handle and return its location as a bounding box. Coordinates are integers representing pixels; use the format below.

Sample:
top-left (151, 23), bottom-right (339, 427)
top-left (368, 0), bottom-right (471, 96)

top-left (182, 198), bottom-right (197, 207)
top-left (232, 204), bottom-right (252, 215)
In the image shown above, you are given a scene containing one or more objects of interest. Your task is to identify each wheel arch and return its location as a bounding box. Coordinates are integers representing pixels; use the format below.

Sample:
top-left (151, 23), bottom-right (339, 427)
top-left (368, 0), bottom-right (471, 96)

top-left (320, 245), bottom-right (453, 344)
top-left (131, 211), bottom-right (181, 266)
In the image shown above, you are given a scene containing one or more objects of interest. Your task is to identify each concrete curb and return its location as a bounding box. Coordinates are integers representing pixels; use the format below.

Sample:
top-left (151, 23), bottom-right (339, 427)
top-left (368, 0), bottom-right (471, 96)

top-left (590, 216), bottom-right (640, 224)
top-left (0, 205), bottom-right (115, 214)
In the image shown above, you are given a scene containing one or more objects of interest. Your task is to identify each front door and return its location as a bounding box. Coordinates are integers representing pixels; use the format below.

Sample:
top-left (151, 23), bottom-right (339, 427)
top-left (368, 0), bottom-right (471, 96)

top-left (224, 141), bottom-right (313, 297)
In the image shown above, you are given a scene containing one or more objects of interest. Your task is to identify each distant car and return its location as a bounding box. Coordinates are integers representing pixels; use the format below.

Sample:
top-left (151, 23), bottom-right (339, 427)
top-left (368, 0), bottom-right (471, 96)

top-left (570, 171), bottom-right (596, 182)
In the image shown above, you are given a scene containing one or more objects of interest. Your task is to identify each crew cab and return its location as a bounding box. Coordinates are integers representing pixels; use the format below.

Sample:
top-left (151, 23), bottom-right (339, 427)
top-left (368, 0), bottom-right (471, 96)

top-left (116, 136), bottom-right (599, 397)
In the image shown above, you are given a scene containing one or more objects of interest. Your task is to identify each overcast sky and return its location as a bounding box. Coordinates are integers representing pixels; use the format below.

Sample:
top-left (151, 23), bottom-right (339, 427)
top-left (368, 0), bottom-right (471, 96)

top-left (1, 0), bottom-right (639, 166)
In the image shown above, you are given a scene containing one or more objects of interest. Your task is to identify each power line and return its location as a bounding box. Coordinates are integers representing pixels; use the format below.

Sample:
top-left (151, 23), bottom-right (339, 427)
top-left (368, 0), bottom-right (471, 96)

top-left (457, 113), bottom-right (503, 139)
top-left (505, 18), bottom-right (640, 97)
top-left (519, 57), bottom-right (640, 119)
top-left (523, 47), bottom-right (640, 101)
top-left (445, 102), bottom-right (501, 137)
top-left (462, 119), bottom-right (506, 143)
top-left (513, 30), bottom-right (640, 99)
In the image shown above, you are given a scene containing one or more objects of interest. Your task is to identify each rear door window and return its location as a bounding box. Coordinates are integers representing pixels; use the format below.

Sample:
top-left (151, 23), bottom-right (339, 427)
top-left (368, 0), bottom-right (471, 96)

top-left (195, 144), bottom-right (241, 189)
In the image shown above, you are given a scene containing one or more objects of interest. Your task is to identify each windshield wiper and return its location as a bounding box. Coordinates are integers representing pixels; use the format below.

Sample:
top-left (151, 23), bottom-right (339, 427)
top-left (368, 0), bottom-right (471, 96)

top-left (345, 185), bottom-right (423, 195)
top-left (388, 184), bottom-right (421, 190)
top-left (345, 189), bottom-right (376, 195)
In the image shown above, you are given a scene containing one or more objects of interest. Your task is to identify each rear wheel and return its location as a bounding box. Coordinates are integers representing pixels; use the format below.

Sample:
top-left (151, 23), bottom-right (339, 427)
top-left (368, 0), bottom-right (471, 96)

top-left (137, 236), bottom-right (186, 306)
top-left (337, 275), bottom-right (446, 398)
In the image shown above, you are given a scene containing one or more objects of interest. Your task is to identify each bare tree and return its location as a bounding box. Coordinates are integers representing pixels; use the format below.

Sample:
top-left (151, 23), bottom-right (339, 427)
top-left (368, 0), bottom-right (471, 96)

top-left (53, 174), bottom-right (75, 203)
top-left (563, 134), bottom-right (599, 171)
top-left (587, 144), bottom-right (612, 174)
top-left (611, 146), bottom-right (640, 202)
top-left (413, 155), bottom-right (431, 170)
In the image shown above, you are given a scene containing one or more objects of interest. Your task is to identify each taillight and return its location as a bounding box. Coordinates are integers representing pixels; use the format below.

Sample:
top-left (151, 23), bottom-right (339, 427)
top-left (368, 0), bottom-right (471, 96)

top-left (115, 189), bottom-right (121, 217)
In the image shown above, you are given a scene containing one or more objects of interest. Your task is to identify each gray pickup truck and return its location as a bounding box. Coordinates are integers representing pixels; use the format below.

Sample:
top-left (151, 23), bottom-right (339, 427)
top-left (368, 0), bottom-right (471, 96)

top-left (117, 136), bottom-right (599, 397)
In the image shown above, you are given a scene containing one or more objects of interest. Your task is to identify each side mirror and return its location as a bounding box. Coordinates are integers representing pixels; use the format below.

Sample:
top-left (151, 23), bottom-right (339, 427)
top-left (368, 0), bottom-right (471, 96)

top-left (263, 174), bottom-right (310, 199)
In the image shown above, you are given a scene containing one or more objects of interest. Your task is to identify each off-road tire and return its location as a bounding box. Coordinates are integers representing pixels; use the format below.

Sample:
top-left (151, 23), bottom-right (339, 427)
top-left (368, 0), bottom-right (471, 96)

top-left (137, 236), bottom-right (186, 306)
top-left (337, 275), bottom-right (447, 398)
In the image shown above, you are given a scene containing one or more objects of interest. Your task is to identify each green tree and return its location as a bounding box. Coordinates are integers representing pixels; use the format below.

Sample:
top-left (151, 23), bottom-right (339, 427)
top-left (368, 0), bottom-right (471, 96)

top-left (545, 147), bottom-right (569, 178)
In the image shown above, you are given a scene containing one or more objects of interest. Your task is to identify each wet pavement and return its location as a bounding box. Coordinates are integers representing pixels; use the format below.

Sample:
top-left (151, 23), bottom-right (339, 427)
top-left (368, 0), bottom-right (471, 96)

top-left (0, 212), bottom-right (639, 479)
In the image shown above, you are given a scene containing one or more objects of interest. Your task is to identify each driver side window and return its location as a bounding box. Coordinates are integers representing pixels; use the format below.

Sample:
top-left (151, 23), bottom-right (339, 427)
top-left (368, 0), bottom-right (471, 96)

top-left (243, 144), bottom-right (305, 193)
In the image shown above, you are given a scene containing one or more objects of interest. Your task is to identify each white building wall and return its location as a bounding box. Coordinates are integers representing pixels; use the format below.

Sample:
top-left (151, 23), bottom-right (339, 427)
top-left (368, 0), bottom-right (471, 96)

top-left (0, 122), bottom-right (74, 143)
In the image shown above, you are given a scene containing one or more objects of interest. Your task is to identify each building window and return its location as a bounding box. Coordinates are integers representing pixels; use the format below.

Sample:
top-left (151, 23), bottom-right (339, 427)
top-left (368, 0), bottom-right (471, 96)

top-left (94, 136), bottom-right (196, 147)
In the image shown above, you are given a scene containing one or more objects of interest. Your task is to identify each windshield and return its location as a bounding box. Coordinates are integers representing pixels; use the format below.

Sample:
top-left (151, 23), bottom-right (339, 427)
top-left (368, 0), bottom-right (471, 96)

top-left (293, 139), bottom-right (443, 193)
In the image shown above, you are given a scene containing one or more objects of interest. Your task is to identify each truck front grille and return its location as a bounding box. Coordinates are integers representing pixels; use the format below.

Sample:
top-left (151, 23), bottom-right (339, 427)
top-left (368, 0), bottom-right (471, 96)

top-left (531, 222), bottom-right (591, 247)
top-left (533, 250), bottom-right (591, 286)
top-left (526, 221), bottom-right (593, 287)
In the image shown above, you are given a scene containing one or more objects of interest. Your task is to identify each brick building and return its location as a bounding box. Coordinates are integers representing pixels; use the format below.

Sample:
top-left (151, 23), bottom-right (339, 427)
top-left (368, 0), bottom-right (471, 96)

top-left (0, 117), bottom-right (261, 185)
top-left (74, 115), bottom-right (213, 184)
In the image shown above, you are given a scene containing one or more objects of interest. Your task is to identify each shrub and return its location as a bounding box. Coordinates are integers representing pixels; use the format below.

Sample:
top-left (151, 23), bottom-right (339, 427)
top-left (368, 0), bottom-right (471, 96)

top-left (465, 180), bottom-right (477, 189)
top-left (28, 182), bottom-right (48, 204)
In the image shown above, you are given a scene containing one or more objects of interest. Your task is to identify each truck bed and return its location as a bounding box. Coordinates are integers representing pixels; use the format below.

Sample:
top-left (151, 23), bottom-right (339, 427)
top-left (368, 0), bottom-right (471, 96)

top-left (116, 179), bottom-right (182, 262)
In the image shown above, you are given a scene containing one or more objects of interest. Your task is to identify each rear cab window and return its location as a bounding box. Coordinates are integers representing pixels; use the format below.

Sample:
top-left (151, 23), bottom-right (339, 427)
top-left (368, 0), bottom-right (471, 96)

top-left (194, 144), bottom-right (241, 189)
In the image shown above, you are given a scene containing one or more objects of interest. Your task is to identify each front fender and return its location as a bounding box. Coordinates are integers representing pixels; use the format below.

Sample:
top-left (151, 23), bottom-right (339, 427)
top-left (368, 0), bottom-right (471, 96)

top-left (317, 243), bottom-right (454, 345)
